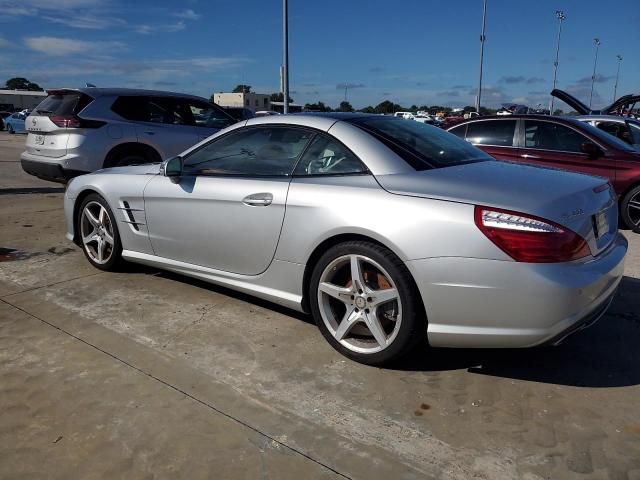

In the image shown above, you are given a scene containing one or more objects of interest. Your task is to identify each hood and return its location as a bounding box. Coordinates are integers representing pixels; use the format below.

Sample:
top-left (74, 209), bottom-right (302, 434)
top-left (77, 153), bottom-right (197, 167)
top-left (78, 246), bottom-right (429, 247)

top-left (375, 160), bottom-right (613, 231)
top-left (552, 88), bottom-right (640, 115)
top-left (93, 163), bottom-right (161, 176)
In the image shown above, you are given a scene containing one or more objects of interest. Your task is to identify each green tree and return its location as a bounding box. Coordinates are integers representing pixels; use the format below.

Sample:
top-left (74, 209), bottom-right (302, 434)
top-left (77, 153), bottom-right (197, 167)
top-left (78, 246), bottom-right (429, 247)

top-left (337, 101), bottom-right (354, 112)
top-left (374, 100), bottom-right (401, 114)
top-left (270, 92), bottom-right (294, 103)
top-left (5, 77), bottom-right (43, 91)
top-left (359, 106), bottom-right (376, 114)
top-left (232, 84), bottom-right (252, 93)
top-left (304, 101), bottom-right (331, 112)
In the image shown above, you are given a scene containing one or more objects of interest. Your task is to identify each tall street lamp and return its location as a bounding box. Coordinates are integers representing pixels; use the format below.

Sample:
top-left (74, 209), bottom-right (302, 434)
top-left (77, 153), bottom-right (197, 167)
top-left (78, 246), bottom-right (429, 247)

top-left (475, 0), bottom-right (487, 114)
top-left (613, 54), bottom-right (623, 102)
top-left (282, 0), bottom-right (290, 114)
top-left (589, 37), bottom-right (601, 109)
top-left (549, 10), bottom-right (566, 114)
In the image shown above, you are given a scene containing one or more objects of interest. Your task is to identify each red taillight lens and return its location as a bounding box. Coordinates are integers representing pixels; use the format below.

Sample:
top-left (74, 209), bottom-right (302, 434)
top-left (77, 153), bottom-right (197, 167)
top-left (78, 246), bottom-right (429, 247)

top-left (49, 115), bottom-right (104, 129)
top-left (50, 115), bottom-right (81, 128)
top-left (474, 206), bottom-right (591, 263)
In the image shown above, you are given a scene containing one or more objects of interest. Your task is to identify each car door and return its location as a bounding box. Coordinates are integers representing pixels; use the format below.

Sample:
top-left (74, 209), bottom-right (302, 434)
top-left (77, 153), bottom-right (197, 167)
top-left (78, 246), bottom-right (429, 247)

top-left (143, 125), bottom-right (314, 275)
top-left (462, 119), bottom-right (521, 160)
top-left (132, 96), bottom-right (201, 159)
top-left (520, 119), bottom-right (617, 180)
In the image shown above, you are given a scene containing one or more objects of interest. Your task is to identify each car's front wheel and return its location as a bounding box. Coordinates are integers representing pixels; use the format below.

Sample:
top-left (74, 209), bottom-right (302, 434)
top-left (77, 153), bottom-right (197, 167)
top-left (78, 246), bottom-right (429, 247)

top-left (77, 193), bottom-right (124, 271)
top-left (621, 185), bottom-right (640, 233)
top-left (309, 241), bottom-right (426, 366)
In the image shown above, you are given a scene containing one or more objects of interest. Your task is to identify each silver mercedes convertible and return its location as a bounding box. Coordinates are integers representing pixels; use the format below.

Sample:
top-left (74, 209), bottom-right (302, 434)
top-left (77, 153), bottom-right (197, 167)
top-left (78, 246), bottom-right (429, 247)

top-left (64, 113), bottom-right (627, 365)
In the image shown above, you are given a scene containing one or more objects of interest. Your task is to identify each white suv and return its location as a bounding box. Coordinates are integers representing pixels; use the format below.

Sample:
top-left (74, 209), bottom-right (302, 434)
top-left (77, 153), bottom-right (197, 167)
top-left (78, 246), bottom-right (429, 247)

top-left (21, 88), bottom-right (236, 183)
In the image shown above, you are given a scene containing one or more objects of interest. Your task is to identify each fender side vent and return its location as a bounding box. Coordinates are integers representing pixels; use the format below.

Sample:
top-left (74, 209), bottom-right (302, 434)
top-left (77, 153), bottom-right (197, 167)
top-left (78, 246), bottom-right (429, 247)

top-left (119, 201), bottom-right (145, 231)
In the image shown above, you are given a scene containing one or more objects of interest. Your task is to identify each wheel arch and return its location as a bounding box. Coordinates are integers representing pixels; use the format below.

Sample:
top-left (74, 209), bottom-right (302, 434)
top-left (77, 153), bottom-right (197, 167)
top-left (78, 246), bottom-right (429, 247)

top-left (619, 180), bottom-right (640, 229)
top-left (103, 142), bottom-right (162, 169)
top-left (300, 233), bottom-right (424, 315)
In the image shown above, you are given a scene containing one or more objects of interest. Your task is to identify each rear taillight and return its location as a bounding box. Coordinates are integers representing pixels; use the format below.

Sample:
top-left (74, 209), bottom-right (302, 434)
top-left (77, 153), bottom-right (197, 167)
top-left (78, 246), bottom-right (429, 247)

top-left (50, 115), bottom-right (104, 129)
top-left (475, 206), bottom-right (591, 263)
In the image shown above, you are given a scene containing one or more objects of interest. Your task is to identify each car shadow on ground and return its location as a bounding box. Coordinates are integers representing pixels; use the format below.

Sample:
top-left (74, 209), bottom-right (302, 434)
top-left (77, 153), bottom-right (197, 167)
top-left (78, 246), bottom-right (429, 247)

top-left (149, 267), bottom-right (639, 388)
top-left (397, 276), bottom-right (640, 388)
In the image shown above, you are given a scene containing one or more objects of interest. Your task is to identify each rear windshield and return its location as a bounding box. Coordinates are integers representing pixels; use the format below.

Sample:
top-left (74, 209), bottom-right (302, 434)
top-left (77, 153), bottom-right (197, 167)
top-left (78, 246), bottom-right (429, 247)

top-left (349, 116), bottom-right (493, 170)
top-left (35, 92), bottom-right (92, 116)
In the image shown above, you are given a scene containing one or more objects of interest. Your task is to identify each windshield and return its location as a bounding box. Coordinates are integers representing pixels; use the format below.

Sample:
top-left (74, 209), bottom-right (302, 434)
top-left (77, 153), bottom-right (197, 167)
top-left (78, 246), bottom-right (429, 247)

top-left (349, 116), bottom-right (493, 170)
top-left (577, 120), bottom-right (637, 152)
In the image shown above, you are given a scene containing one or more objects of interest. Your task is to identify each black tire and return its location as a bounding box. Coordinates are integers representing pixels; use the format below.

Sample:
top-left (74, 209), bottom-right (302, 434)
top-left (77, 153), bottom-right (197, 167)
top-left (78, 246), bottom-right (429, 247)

top-left (7, 125), bottom-right (14, 134)
top-left (309, 240), bottom-right (427, 366)
top-left (76, 193), bottom-right (124, 271)
top-left (621, 185), bottom-right (640, 233)
top-left (105, 150), bottom-right (151, 168)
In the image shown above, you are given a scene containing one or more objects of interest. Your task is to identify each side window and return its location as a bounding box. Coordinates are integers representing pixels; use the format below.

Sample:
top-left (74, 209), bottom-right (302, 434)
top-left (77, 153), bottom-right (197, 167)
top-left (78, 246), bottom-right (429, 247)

top-left (465, 120), bottom-right (516, 146)
top-left (628, 122), bottom-right (640, 146)
top-left (448, 124), bottom-right (467, 139)
top-left (524, 121), bottom-right (588, 153)
top-left (182, 126), bottom-right (313, 176)
top-left (596, 121), bottom-right (632, 144)
top-left (294, 134), bottom-right (367, 176)
top-left (188, 100), bottom-right (235, 129)
top-left (111, 96), bottom-right (146, 121)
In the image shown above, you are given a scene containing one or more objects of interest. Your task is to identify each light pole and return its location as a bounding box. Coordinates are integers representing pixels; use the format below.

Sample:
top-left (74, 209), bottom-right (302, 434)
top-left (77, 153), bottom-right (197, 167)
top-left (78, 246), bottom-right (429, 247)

top-left (282, 0), bottom-right (290, 114)
top-left (475, 0), bottom-right (487, 114)
top-left (549, 10), bottom-right (566, 114)
top-left (613, 54), bottom-right (623, 102)
top-left (589, 37), bottom-right (601, 109)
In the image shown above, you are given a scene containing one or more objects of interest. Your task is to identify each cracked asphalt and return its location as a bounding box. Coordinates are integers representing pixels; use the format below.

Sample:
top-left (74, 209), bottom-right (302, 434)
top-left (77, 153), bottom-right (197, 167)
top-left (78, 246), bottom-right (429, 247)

top-left (1, 131), bottom-right (639, 479)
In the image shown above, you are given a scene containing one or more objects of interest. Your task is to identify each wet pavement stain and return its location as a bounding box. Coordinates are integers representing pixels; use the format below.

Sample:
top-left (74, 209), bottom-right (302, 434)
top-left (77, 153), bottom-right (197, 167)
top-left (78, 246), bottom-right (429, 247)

top-left (0, 246), bottom-right (75, 262)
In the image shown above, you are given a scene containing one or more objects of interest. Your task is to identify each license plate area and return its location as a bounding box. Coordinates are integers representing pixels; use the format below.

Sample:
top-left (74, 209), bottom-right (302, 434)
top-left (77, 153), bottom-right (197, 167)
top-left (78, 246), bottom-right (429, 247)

top-left (593, 211), bottom-right (609, 239)
top-left (34, 134), bottom-right (45, 145)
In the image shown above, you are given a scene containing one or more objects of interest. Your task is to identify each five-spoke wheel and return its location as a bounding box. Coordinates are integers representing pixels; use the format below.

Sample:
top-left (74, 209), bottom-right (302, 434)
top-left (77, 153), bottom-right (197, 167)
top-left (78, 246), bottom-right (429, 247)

top-left (77, 194), bottom-right (123, 270)
top-left (310, 241), bottom-right (425, 365)
top-left (622, 186), bottom-right (640, 233)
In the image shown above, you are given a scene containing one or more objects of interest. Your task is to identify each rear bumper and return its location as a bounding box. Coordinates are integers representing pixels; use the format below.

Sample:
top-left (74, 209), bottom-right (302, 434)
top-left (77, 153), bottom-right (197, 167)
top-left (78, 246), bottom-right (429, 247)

top-left (407, 233), bottom-right (627, 348)
top-left (20, 158), bottom-right (88, 184)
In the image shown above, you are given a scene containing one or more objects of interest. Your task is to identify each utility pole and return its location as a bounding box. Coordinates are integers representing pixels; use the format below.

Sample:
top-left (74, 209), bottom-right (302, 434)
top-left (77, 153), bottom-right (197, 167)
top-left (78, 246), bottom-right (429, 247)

top-left (589, 38), bottom-right (601, 109)
top-left (549, 10), bottom-right (566, 114)
top-left (475, 0), bottom-right (487, 114)
top-left (282, 0), bottom-right (290, 114)
top-left (613, 54), bottom-right (623, 102)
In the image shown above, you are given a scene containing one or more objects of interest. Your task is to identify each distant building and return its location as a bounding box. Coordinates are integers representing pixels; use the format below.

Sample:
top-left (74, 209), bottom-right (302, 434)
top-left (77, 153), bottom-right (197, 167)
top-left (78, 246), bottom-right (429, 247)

top-left (213, 92), bottom-right (271, 112)
top-left (0, 89), bottom-right (47, 111)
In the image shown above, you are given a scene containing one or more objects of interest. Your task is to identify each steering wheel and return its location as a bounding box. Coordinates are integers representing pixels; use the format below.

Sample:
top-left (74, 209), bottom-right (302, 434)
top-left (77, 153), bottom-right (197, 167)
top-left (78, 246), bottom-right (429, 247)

top-left (306, 155), bottom-right (347, 174)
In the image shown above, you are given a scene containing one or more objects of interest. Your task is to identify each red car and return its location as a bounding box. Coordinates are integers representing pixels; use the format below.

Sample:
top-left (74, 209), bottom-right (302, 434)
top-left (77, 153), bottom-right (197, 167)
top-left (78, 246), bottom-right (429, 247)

top-left (448, 115), bottom-right (640, 232)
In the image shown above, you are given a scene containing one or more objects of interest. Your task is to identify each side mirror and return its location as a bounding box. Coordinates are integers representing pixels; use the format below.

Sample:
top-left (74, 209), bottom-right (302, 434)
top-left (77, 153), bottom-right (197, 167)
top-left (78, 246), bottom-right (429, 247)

top-left (162, 156), bottom-right (182, 177)
top-left (580, 142), bottom-right (603, 159)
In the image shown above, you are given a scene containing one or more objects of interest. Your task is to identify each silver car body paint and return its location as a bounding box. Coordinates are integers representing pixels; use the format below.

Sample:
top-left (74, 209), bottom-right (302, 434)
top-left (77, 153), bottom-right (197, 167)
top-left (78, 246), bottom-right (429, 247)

top-left (64, 114), bottom-right (627, 348)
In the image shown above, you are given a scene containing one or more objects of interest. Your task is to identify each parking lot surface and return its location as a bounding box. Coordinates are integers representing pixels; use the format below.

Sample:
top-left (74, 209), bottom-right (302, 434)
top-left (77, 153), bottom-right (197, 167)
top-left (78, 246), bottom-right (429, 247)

top-left (1, 131), bottom-right (639, 479)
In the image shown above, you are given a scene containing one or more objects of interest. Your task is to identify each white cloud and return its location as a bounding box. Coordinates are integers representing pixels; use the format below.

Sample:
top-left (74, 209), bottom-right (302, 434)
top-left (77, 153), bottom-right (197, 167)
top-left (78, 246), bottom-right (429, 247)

top-left (135, 21), bottom-right (185, 34)
top-left (42, 14), bottom-right (126, 30)
top-left (174, 9), bottom-right (200, 20)
top-left (24, 36), bottom-right (125, 56)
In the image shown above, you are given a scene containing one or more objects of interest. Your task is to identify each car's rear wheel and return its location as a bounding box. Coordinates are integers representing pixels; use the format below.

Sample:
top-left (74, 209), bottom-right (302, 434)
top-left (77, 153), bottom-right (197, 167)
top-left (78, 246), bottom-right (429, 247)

top-left (7, 125), bottom-right (14, 134)
top-left (309, 241), bottom-right (426, 366)
top-left (77, 194), bottom-right (124, 271)
top-left (621, 185), bottom-right (640, 233)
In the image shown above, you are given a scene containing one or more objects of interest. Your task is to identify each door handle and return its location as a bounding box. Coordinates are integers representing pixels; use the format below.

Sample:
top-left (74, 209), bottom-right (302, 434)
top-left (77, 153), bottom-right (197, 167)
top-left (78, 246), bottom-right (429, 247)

top-left (521, 154), bottom-right (540, 159)
top-left (242, 192), bottom-right (273, 206)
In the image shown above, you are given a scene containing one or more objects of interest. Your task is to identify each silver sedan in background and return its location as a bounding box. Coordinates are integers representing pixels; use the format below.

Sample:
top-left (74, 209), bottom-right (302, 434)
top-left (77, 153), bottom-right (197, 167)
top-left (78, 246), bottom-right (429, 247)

top-left (64, 114), bottom-right (627, 365)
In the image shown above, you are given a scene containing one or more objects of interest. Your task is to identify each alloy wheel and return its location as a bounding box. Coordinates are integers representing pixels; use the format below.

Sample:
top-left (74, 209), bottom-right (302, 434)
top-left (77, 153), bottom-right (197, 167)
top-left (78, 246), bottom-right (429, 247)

top-left (80, 201), bottom-right (115, 264)
top-left (627, 191), bottom-right (640, 229)
top-left (317, 254), bottom-right (402, 354)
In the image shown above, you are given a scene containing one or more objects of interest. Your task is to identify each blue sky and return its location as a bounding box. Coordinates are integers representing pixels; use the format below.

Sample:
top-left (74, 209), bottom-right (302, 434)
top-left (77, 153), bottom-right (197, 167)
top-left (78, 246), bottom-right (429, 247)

top-left (0, 0), bottom-right (638, 110)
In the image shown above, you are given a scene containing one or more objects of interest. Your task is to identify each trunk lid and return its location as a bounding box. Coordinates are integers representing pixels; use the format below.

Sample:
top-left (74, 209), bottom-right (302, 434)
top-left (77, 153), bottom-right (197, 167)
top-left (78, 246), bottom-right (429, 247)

top-left (376, 161), bottom-right (618, 256)
top-left (551, 88), bottom-right (640, 115)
